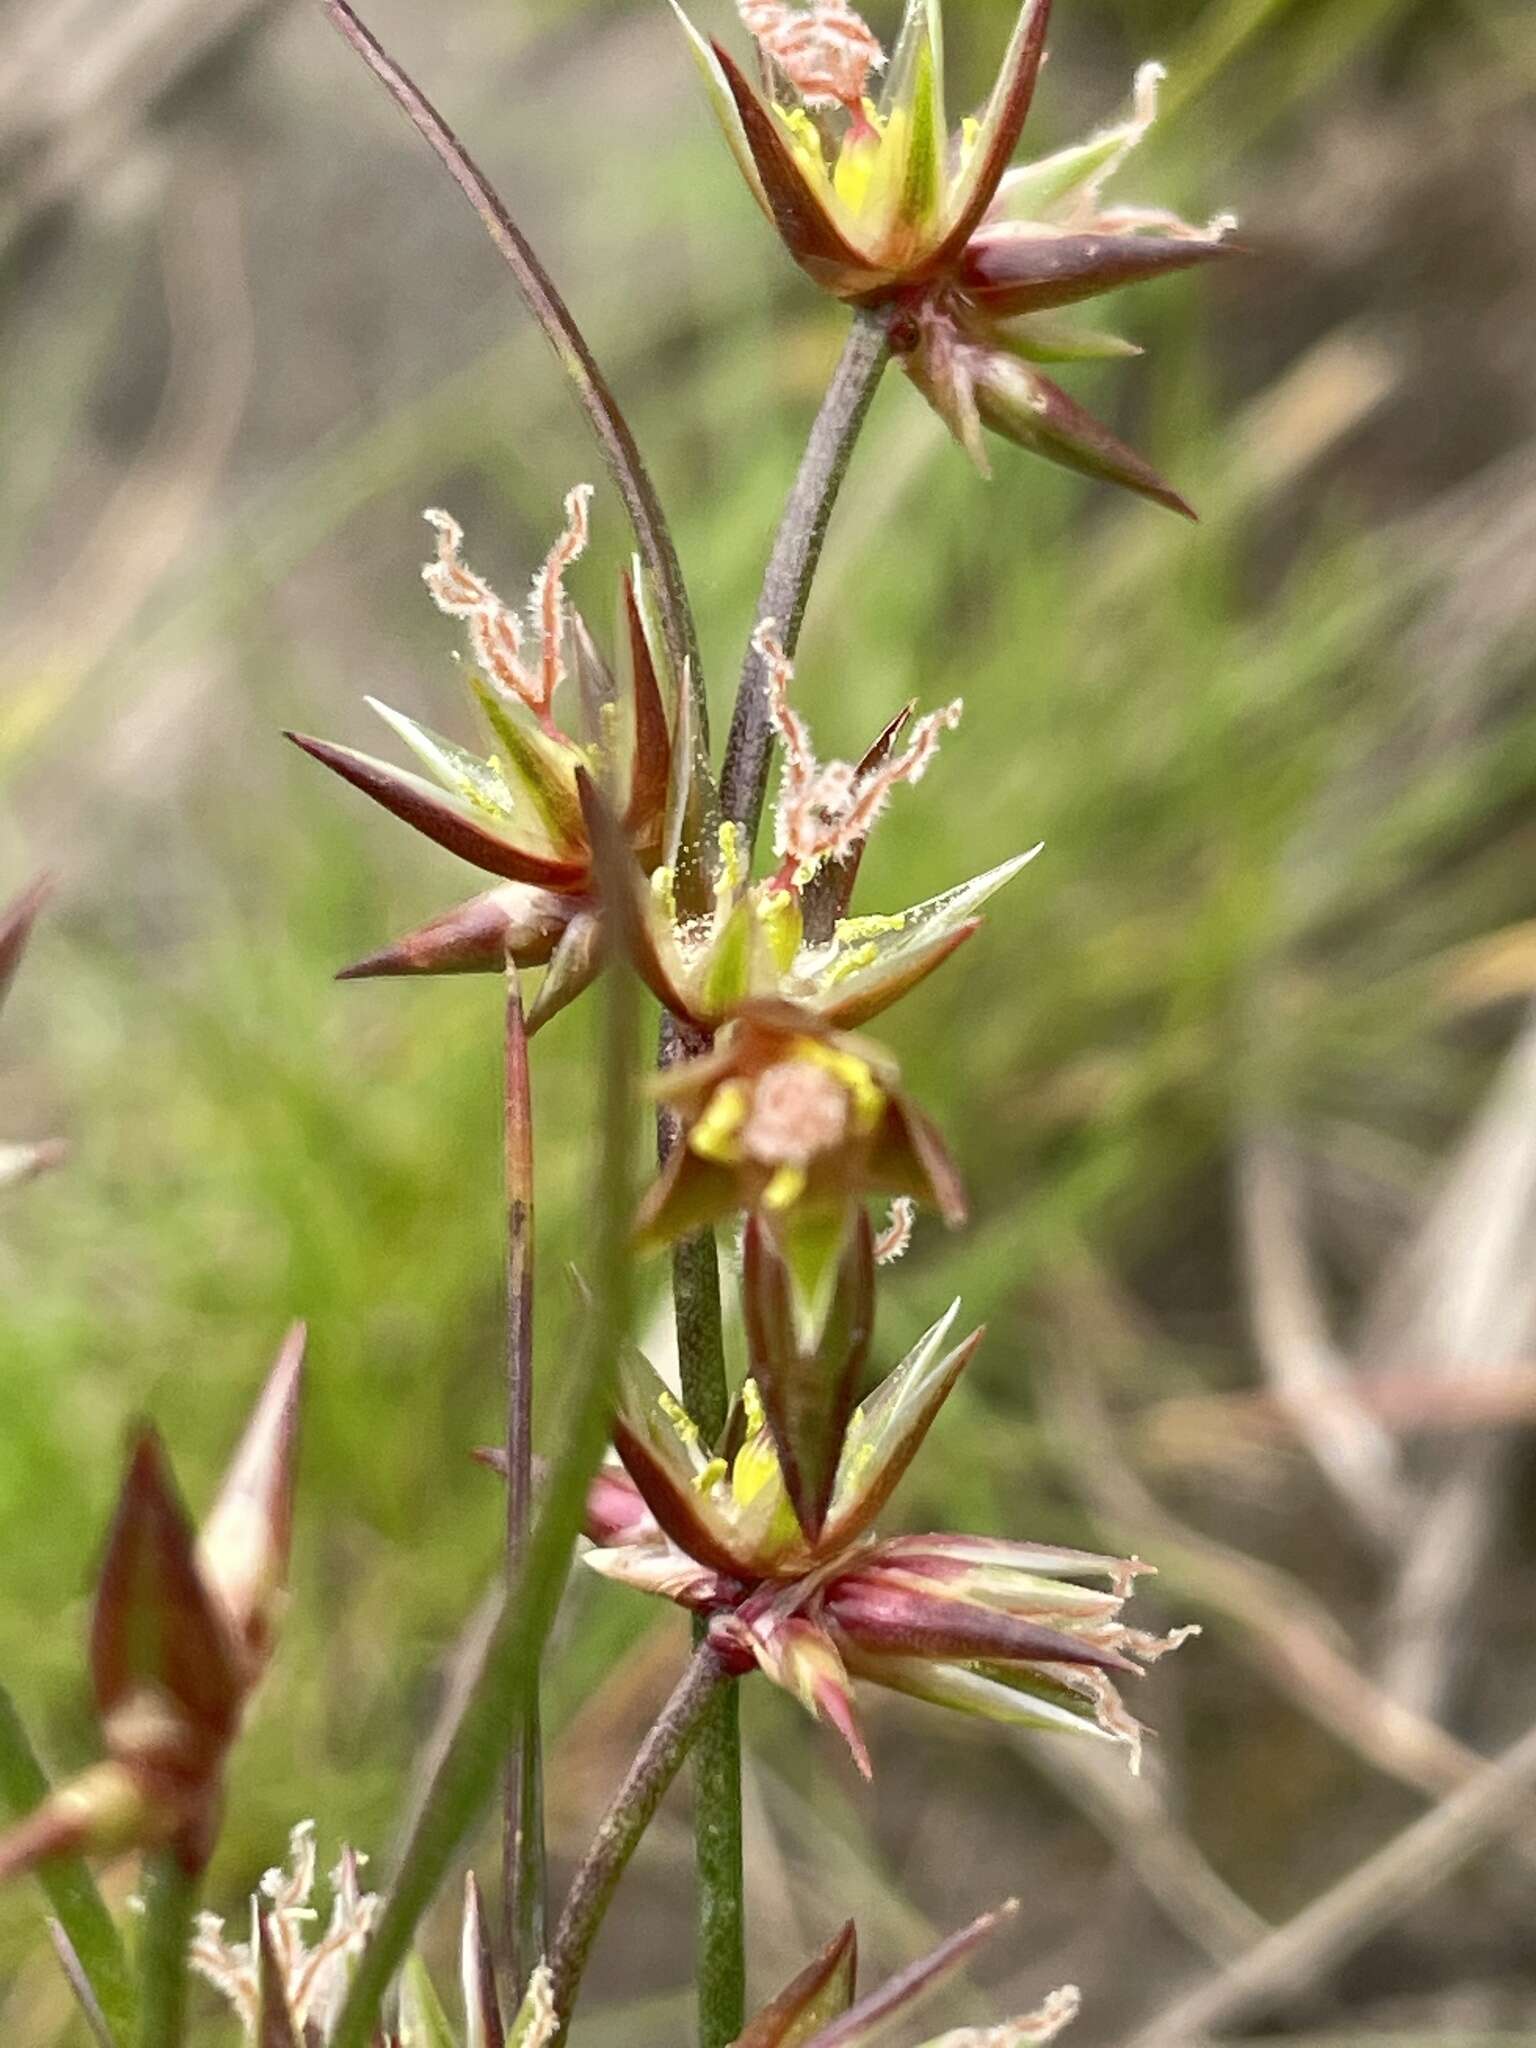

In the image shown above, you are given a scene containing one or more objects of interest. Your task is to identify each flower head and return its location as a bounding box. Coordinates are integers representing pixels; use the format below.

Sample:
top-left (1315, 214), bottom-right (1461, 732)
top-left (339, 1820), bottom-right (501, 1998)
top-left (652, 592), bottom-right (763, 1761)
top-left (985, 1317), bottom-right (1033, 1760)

top-left (0, 1330), bottom-right (304, 1886)
top-left (591, 626), bottom-right (1038, 1038)
top-left (676, 0), bottom-right (1237, 509)
top-left (636, 1001), bottom-right (966, 1334)
top-left (581, 1295), bottom-right (1192, 1777)
top-left (288, 488), bottom-right (691, 1032)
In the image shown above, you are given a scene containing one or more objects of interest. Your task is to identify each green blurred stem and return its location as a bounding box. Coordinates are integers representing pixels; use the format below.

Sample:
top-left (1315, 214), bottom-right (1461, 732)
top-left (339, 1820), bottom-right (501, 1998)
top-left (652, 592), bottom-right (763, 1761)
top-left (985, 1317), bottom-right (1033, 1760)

top-left (329, 940), bottom-right (639, 2048)
top-left (719, 305), bottom-right (893, 850)
top-left (502, 965), bottom-right (545, 1993)
top-left (660, 1017), bottom-right (745, 2048)
top-left (547, 1641), bottom-right (734, 2044)
top-left (671, 302), bottom-right (892, 2048)
top-left (136, 1853), bottom-right (195, 2048)
top-left (0, 1683), bottom-right (135, 2046)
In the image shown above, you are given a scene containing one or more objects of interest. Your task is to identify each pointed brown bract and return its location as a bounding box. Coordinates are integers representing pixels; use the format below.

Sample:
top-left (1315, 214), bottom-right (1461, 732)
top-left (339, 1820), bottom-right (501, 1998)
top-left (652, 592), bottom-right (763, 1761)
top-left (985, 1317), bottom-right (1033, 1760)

top-left (923, 0), bottom-right (1054, 274)
top-left (285, 732), bottom-right (590, 892)
top-left (336, 885), bottom-right (579, 983)
top-left (0, 1342), bottom-right (306, 1891)
top-left (620, 570), bottom-right (675, 858)
top-left (797, 705), bottom-right (913, 945)
top-left (198, 1322), bottom-right (306, 1678)
top-left (822, 1578), bottom-right (1137, 1672)
top-left (903, 309), bottom-right (1195, 517)
top-left (90, 1430), bottom-right (244, 1772)
top-left (799, 1903), bottom-right (1032, 2048)
top-left (711, 39), bottom-right (877, 294)
top-left (733, 1921), bottom-right (858, 2048)
top-left (958, 228), bottom-right (1236, 317)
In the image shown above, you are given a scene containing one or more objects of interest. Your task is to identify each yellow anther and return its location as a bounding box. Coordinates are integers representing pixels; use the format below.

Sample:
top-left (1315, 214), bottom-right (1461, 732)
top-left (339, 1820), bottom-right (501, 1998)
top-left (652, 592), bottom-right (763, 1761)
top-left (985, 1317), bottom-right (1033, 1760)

top-left (716, 819), bottom-right (745, 896)
top-left (689, 1080), bottom-right (751, 1164)
top-left (757, 884), bottom-right (803, 974)
top-left (819, 941), bottom-right (878, 988)
top-left (834, 911), bottom-right (908, 941)
top-left (649, 863), bottom-right (679, 928)
top-left (763, 1162), bottom-right (809, 1211)
top-left (692, 1455), bottom-right (729, 1495)
top-left (658, 1389), bottom-right (698, 1441)
top-left (795, 1039), bottom-right (885, 1133)
top-left (778, 104), bottom-right (826, 172)
top-left (741, 1377), bottom-right (767, 1435)
top-left (731, 1428), bottom-right (782, 1509)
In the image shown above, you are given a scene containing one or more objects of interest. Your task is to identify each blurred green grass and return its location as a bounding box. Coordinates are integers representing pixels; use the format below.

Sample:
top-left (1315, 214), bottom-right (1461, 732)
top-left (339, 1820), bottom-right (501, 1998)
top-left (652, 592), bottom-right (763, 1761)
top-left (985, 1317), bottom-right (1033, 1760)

top-left (2, 0), bottom-right (1535, 2037)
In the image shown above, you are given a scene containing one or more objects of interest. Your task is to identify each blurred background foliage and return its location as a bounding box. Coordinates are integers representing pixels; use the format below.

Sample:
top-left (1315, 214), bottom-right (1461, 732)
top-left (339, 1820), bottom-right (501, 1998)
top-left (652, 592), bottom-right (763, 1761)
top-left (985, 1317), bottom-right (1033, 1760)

top-left (2, 0), bottom-right (1536, 2039)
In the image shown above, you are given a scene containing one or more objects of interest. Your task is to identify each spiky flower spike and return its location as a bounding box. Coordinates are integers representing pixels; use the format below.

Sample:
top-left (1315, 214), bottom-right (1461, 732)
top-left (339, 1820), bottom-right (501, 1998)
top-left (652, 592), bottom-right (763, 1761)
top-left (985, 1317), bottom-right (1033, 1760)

top-left (0, 874), bottom-right (66, 1188)
top-left (587, 632), bottom-right (1039, 1038)
top-left (0, 1329), bottom-right (304, 1885)
top-left (581, 1299), bottom-right (1194, 1777)
top-left (287, 488), bottom-right (688, 1031)
top-left (674, 0), bottom-right (1235, 509)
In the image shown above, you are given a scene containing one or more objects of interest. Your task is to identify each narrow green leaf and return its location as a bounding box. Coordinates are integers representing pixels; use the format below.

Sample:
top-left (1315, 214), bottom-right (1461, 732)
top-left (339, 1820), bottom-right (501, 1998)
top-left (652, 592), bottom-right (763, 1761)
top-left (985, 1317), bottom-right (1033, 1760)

top-left (0, 1684), bottom-right (134, 2046)
top-left (328, 892), bottom-right (639, 2048)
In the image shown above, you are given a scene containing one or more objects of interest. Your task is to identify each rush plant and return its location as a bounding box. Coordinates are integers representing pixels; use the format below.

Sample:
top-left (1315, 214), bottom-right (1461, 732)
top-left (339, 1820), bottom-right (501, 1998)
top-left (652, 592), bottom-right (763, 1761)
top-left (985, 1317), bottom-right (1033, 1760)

top-left (0, 1), bottom-right (1236, 2042)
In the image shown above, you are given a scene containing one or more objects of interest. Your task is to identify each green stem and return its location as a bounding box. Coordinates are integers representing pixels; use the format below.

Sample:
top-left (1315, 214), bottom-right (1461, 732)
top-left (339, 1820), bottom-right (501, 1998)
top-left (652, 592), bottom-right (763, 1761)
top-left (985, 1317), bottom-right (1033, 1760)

top-left (0, 1683), bottom-right (134, 2045)
top-left (666, 304), bottom-right (893, 2048)
top-left (136, 1853), bottom-right (195, 2048)
top-left (660, 1017), bottom-right (745, 2048)
top-left (329, 939), bottom-right (638, 2048)
top-left (502, 965), bottom-right (545, 1993)
top-left (547, 1642), bottom-right (733, 2044)
top-left (718, 306), bottom-right (893, 851)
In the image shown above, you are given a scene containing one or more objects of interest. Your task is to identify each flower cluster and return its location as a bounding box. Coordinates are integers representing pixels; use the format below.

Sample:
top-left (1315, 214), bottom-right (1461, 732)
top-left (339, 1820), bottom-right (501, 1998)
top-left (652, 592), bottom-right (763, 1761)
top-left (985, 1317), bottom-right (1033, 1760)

top-left (674, 0), bottom-right (1236, 509)
top-left (0, 1331), bottom-right (304, 1885)
top-left (289, 488), bottom-right (688, 1030)
top-left (193, 1824), bottom-right (551, 2047)
top-left (574, 1221), bottom-right (1193, 1778)
top-left (0, 875), bottom-right (65, 1189)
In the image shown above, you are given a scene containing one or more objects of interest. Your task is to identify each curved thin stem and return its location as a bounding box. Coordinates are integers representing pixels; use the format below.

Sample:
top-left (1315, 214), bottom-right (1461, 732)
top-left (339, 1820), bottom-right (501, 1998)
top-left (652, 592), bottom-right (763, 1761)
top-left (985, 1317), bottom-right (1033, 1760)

top-left (502, 965), bottom-right (544, 1992)
top-left (719, 307), bottom-right (893, 849)
top-left (547, 1641), bottom-right (733, 2044)
top-left (318, 0), bottom-right (705, 732)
